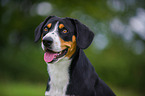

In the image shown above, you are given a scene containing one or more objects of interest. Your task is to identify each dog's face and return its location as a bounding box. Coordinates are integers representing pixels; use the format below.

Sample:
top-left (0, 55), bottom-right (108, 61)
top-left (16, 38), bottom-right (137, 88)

top-left (35, 16), bottom-right (94, 64)
top-left (41, 18), bottom-right (77, 63)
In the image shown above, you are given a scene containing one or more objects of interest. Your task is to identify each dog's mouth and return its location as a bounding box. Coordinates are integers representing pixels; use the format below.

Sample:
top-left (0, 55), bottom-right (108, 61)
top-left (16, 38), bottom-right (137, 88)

top-left (44, 48), bottom-right (68, 63)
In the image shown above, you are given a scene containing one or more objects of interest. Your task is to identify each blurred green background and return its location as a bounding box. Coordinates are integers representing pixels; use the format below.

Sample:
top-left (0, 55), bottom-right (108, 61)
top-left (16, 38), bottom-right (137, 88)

top-left (0, 0), bottom-right (145, 96)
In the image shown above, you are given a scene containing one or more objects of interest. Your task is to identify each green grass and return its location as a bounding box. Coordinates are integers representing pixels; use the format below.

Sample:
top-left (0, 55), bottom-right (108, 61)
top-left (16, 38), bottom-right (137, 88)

top-left (0, 82), bottom-right (46, 96)
top-left (0, 81), bottom-right (143, 96)
top-left (111, 85), bottom-right (142, 96)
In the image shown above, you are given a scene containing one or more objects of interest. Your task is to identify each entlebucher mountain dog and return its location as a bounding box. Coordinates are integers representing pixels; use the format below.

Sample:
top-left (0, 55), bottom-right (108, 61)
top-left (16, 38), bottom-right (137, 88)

top-left (34, 16), bottom-right (115, 96)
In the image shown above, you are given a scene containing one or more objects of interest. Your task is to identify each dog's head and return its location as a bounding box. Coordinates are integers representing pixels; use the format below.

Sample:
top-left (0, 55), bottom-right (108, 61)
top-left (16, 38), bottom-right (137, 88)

top-left (35, 16), bottom-right (94, 63)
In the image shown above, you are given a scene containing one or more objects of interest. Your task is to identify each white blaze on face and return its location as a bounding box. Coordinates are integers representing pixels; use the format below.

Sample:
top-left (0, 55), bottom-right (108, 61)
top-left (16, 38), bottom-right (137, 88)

top-left (42, 22), bottom-right (61, 52)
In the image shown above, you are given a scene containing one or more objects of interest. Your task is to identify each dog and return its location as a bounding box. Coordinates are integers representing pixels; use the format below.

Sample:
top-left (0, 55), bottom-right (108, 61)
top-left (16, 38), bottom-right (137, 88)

top-left (34, 16), bottom-right (115, 96)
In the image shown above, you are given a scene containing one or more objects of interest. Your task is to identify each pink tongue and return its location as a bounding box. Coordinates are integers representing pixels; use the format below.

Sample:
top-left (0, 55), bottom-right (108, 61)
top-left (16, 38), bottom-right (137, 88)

top-left (44, 52), bottom-right (57, 63)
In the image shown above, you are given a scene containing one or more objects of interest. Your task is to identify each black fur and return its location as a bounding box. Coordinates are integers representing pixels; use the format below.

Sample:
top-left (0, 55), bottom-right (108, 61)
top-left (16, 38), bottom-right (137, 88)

top-left (66, 48), bottom-right (115, 96)
top-left (35, 16), bottom-right (115, 96)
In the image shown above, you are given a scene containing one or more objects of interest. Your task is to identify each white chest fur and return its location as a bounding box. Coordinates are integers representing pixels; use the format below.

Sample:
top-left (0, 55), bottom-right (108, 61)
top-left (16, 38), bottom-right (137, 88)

top-left (45, 57), bottom-right (71, 96)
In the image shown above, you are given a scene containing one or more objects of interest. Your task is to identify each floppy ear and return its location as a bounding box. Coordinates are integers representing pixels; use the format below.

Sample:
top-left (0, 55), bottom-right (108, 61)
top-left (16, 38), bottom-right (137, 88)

top-left (34, 16), bottom-right (54, 42)
top-left (70, 18), bottom-right (94, 49)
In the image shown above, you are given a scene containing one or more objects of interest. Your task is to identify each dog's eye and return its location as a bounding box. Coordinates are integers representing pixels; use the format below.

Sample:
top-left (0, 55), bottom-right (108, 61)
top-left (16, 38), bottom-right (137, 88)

top-left (63, 29), bottom-right (67, 33)
top-left (44, 28), bottom-right (48, 31)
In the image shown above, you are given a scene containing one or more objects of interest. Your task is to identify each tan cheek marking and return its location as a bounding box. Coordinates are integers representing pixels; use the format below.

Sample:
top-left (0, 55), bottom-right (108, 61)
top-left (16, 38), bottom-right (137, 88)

top-left (47, 23), bottom-right (52, 28)
top-left (60, 35), bottom-right (76, 58)
top-left (59, 24), bottom-right (64, 29)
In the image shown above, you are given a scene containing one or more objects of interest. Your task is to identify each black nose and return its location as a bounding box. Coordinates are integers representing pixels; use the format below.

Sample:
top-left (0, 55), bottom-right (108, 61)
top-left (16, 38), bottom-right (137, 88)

top-left (43, 37), bottom-right (53, 47)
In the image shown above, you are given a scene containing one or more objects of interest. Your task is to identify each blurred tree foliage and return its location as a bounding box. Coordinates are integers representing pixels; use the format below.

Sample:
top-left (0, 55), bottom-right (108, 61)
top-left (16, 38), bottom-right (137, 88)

top-left (0, 0), bottom-right (145, 94)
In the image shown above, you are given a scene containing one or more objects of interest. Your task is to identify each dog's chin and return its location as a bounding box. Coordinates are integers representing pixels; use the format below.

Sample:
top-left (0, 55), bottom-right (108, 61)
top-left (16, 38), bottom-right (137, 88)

top-left (44, 48), bottom-right (68, 64)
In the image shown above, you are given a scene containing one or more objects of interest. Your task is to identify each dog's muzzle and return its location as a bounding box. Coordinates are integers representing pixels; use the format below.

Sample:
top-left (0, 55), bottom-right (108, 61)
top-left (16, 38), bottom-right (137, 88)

top-left (42, 37), bottom-right (68, 63)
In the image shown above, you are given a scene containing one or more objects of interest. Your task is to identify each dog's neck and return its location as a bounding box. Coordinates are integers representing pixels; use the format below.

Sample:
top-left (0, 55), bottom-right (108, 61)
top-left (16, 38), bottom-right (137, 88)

top-left (46, 57), bottom-right (72, 96)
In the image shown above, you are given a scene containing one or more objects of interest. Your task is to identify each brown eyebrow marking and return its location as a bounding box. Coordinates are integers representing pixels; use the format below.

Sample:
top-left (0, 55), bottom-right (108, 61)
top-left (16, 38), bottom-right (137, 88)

top-left (47, 23), bottom-right (52, 28)
top-left (59, 24), bottom-right (64, 29)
